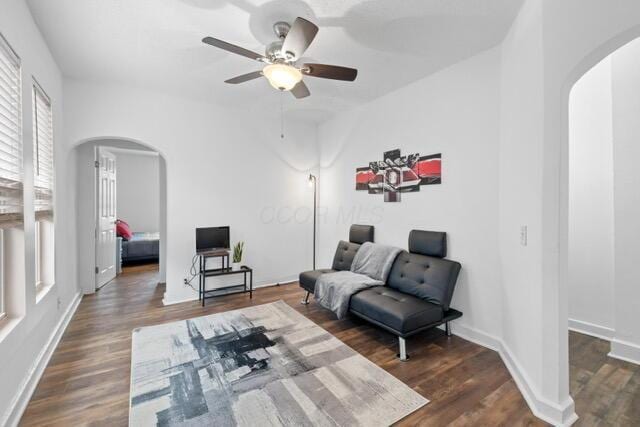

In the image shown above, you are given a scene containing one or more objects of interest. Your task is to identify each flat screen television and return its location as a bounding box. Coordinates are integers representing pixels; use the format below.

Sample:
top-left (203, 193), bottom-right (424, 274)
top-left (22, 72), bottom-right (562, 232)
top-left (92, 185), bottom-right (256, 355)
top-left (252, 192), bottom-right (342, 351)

top-left (196, 226), bottom-right (230, 253)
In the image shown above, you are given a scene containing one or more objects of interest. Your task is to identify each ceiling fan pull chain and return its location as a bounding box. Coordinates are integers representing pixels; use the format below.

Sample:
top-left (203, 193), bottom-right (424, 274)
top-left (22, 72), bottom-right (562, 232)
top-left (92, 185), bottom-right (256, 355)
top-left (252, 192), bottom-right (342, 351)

top-left (280, 90), bottom-right (285, 139)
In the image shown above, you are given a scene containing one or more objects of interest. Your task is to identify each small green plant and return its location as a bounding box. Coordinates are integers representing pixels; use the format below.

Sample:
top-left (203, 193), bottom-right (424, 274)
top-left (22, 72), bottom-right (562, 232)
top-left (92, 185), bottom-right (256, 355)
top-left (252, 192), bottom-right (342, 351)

top-left (232, 241), bottom-right (244, 263)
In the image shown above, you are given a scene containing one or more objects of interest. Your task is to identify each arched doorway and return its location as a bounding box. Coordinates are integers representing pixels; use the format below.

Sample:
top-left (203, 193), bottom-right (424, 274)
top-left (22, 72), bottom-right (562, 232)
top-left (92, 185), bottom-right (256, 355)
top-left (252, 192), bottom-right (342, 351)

top-left (72, 137), bottom-right (168, 294)
top-left (558, 28), bottom-right (640, 423)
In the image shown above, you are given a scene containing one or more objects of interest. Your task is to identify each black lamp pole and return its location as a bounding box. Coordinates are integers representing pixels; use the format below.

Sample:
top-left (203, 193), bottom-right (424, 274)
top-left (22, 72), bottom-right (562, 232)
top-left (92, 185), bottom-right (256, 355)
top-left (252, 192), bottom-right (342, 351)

top-left (309, 174), bottom-right (317, 270)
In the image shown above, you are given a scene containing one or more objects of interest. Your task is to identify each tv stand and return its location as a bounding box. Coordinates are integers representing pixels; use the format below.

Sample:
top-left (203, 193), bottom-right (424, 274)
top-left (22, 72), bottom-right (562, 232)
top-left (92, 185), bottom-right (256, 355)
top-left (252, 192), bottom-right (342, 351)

top-left (198, 249), bottom-right (229, 270)
top-left (198, 251), bottom-right (253, 306)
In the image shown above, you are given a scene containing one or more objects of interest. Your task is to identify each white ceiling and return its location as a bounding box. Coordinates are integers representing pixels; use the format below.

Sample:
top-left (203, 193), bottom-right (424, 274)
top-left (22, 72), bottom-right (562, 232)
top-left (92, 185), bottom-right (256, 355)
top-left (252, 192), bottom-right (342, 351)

top-left (26, 0), bottom-right (523, 123)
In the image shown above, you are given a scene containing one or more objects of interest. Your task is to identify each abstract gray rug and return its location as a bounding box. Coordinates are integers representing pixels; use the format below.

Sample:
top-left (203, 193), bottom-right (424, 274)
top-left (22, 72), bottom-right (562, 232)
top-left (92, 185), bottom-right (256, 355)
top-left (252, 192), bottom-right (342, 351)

top-left (129, 300), bottom-right (428, 426)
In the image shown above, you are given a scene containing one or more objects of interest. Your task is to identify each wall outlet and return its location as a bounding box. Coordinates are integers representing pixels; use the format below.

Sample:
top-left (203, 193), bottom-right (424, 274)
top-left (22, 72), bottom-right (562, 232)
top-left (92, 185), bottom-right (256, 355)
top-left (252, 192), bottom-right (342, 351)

top-left (520, 225), bottom-right (528, 246)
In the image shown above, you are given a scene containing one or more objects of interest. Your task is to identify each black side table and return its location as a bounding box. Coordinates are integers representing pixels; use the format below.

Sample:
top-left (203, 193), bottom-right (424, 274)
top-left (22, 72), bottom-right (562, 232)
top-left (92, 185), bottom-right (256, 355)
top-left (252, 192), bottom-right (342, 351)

top-left (198, 251), bottom-right (253, 306)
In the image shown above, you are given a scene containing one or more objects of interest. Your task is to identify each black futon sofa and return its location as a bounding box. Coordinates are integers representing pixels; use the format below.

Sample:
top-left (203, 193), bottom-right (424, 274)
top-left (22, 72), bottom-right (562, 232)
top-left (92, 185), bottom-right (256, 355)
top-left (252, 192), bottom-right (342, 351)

top-left (299, 225), bottom-right (462, 361)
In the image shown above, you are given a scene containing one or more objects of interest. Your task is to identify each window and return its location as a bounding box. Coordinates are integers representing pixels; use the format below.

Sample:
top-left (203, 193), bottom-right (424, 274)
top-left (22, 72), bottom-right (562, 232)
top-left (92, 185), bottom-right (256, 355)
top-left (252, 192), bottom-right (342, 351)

top-left (33, 81), bottom-right (53, 219)
top-left (0, 33), bottom-right (22, 319)
top-left (32, 81), bottom-right (54, 292)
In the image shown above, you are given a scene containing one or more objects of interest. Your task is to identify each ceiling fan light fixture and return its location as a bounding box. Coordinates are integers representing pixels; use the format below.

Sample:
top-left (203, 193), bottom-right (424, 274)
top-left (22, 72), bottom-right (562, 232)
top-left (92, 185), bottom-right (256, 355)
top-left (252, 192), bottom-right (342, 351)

top-left (203, 16), bottom-right (357, 100)
top-left (263, 63), bottom-right (302, 91)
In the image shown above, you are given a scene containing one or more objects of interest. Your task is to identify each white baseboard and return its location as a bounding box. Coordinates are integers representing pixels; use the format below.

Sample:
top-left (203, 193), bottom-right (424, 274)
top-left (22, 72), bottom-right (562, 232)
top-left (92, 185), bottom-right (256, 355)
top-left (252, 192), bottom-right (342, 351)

top-left (451, 321), bottom-right (578, 427)
top-left (162, 294), bottom-right (198, 305)
top-left (608, 338), bottom-right (640, 365)
top-left (162, 276), bottom-right (298, 306)
top-left (2, 292), bottom-right (83, 427)
top-left (499, 341), bottom-right (578, 426)
top-left (568, 318), bottom-right (615, 341)
top-left (568, 319), bottom-right (639, 365)
top-left (261, 276), bottom-right (298, 288)
top-left (447, 322), bottom-right (501, 352)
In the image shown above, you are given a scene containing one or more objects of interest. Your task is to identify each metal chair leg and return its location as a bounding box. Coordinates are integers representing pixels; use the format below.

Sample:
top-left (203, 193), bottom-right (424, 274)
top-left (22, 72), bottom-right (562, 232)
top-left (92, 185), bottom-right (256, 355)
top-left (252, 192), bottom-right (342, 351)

top-left (300, 291), bottom-right (310, 305)
top-left (445, 322), bottom-right (452, 337)
top-left (398, 337), bottom-right (409, 361)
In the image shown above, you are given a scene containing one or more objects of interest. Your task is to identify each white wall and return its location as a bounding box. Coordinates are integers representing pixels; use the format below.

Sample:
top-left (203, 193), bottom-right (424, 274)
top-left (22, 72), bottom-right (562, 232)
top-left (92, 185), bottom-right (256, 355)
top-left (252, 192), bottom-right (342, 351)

top-left (611, 38), bottom-right (640, 364)
top-left (568, 57), bottom-right (615, 336)
top-left (64, 79), bottom-right (319, 304)
top-left (498, 2), bottom-right (546, 411)
top-left (318, 48), bottom-right (503, 346)
top-left (0, 1), bottom-right (80, 425)
top-left (499, 0), bottom-right (640, 424)
top-left (115, 150), bottom-right (160, 233)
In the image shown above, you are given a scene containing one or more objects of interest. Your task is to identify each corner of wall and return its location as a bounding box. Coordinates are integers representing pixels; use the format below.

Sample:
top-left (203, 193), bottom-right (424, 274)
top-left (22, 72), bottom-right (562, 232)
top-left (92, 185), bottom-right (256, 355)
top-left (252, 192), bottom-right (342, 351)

top-left (451, 323), bottom-right (578, 426)
top-left (499, 340), bottom-right (578, 426)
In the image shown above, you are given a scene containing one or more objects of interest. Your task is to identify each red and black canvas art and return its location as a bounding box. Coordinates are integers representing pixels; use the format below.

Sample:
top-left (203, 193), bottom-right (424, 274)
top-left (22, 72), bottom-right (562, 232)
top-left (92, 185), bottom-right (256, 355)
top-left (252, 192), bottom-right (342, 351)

top-left (355, 150), bottom-right (441, 202)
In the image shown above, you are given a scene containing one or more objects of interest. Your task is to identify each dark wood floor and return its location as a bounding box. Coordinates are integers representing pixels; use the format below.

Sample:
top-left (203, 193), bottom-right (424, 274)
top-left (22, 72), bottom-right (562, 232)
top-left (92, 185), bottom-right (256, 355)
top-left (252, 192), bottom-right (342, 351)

top-left (570, 331), bottom-right (640, 426)
top-left (20, 264), bottom-right (547, 426)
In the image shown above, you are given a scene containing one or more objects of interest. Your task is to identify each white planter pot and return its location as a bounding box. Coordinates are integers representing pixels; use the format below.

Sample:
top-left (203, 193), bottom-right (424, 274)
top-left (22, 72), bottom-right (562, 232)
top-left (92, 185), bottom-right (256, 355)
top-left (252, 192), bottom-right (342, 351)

top-left (232, 262), bottom-right (241, 271)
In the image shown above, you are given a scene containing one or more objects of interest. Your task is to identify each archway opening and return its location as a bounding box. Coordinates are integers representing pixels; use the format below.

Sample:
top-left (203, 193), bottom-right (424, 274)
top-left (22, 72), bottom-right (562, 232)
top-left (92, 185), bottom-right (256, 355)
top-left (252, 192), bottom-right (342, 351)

top-left (72, 137), bottom-right (167, 294)
top-left (564, 36), bottom-right (640, 422)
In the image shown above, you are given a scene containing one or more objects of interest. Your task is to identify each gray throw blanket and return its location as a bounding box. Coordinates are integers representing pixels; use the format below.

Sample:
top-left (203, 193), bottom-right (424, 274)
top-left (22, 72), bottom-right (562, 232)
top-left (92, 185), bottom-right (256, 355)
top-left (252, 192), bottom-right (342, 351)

top-left (351, 241), bottom-right (402, 281)
top-left (315, 242), bottom-right (402, 318)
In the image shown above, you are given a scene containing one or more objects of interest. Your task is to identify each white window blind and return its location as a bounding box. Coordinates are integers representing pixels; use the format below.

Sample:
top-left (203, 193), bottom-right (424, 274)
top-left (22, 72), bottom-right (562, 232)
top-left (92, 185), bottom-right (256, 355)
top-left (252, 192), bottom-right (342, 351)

top-left (33, 81), bottom-right (53, 221)
top-left (0, 33), bottom-right (22, 230)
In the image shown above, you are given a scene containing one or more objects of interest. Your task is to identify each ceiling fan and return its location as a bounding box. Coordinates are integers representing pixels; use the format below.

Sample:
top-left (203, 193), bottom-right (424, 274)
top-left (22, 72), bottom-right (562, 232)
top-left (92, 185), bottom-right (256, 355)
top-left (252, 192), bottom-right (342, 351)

top-left (202, 17), bottom-right (358, 99)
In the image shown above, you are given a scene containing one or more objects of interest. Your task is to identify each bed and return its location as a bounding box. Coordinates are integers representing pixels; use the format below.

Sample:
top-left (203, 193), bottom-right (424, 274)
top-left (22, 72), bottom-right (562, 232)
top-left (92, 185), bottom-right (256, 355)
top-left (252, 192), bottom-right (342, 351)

top-left (121, 232), bottom-right (160, 264)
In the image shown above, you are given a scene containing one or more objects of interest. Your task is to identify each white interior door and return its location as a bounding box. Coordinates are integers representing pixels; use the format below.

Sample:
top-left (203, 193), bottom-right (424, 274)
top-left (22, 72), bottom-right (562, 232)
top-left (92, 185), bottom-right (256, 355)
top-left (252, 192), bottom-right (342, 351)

top-left (96, 148), bottom-right (117, 289)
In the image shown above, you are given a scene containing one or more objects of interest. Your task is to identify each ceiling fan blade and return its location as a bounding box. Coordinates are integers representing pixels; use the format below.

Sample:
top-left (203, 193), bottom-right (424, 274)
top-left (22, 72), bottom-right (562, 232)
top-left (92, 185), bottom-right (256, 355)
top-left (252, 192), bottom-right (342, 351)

top-left (291, 80), bottom-right (310, 99)
top-left (224, 71), bottom-right (263, 84)
top-left (303, 63), bottom-right (358, 81)
top-left (281, 17), bottom-right (318, 60)
top-left (202, 37), bottom-right (265, 61)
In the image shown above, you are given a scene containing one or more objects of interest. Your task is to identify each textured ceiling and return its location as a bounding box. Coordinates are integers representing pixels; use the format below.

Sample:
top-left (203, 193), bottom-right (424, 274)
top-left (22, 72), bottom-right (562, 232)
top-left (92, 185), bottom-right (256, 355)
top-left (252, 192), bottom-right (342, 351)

top-left (26, 0), bottom-right (524, 123)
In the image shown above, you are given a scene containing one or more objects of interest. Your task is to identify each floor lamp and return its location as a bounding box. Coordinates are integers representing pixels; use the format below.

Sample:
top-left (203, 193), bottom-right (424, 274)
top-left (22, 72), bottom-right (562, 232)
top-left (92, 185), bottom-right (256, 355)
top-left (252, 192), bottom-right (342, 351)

top-left (302, 174), bottom-right (317, 305)
top-left (308, 174), bottom-right (317, 270)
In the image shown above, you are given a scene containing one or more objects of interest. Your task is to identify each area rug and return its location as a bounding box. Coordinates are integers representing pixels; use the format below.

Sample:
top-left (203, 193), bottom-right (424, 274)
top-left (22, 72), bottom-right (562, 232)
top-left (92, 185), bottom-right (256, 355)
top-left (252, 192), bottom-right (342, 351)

top-left (129, 300), bottom-right (428, 426)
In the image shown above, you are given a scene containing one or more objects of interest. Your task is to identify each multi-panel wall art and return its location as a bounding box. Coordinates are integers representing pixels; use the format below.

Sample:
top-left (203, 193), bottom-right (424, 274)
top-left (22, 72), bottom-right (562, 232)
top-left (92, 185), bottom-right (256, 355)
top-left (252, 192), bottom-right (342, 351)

top-left (355, 150), bottom-right (441, 202)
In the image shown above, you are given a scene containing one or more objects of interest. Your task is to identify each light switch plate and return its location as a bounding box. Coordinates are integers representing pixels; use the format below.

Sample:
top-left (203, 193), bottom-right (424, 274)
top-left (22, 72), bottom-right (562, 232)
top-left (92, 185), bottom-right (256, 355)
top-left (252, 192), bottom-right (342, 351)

top-left (520, 225), bottom-right (528, 246)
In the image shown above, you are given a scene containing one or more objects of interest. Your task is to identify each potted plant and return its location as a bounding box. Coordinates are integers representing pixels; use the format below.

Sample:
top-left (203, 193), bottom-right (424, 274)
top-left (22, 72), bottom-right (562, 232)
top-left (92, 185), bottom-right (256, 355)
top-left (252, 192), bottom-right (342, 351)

top-left (232, 241), bottom-right (244, 271)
